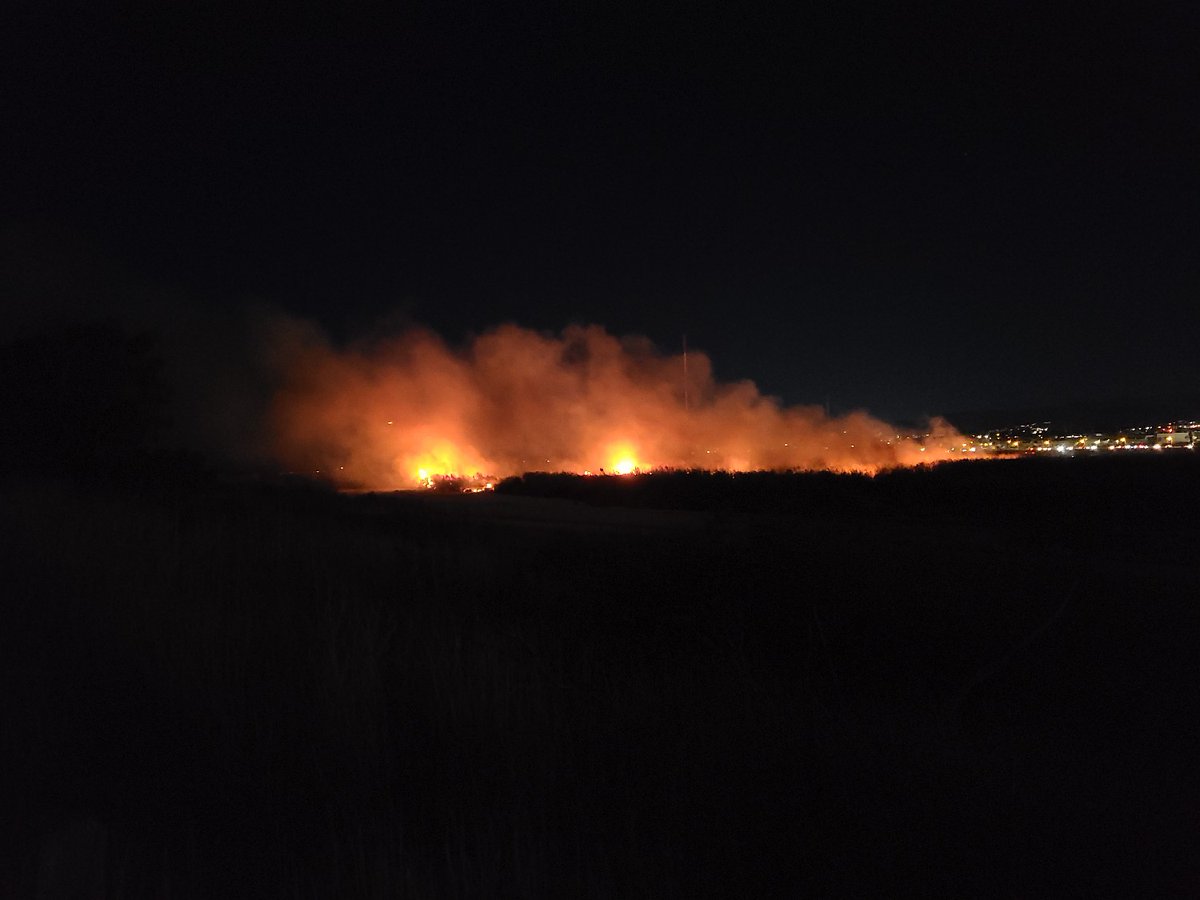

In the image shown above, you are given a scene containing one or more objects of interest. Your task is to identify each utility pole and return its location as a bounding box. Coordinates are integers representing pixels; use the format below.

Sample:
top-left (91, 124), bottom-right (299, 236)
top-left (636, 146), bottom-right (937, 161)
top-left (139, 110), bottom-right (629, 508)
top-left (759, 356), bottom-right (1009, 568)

top-left (683, 334), bottom-right (689, 411)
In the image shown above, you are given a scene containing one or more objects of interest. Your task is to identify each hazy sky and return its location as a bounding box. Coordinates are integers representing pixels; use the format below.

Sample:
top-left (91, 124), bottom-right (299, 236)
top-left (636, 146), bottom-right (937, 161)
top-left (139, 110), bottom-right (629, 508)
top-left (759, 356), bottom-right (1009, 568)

top-left (4, 4), bottom-right (1197, 419)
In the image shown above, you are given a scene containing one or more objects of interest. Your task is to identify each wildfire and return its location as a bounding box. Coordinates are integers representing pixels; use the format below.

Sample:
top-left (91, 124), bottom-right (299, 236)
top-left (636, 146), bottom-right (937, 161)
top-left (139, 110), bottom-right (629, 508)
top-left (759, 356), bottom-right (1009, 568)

top-left (605, 442), bottom-right (643, 476)
top-left (266, 320), bottom-right (964, 489)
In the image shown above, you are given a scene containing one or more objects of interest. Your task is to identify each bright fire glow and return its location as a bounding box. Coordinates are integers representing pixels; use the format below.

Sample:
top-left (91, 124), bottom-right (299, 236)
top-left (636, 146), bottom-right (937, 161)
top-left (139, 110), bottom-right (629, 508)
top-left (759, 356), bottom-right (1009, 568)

top-left (265, 319), bottom-right (965, 489)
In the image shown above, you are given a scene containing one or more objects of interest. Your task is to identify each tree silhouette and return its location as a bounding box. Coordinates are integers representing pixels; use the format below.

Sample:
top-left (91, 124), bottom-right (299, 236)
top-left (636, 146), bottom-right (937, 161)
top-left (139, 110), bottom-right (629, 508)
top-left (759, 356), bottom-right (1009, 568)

top-left (0, 320), bottom-right (170, 476)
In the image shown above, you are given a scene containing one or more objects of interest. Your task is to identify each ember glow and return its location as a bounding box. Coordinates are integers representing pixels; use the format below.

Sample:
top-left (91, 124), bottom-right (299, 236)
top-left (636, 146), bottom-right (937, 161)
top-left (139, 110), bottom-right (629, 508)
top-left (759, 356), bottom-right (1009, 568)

top-left (267, 320), bottom-right (963, 489)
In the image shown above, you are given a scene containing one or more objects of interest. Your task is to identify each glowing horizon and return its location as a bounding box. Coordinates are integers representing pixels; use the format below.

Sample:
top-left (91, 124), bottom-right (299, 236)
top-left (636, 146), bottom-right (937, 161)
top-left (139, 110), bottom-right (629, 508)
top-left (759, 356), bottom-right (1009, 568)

top-left (265, 319), bottom-right (965, 489)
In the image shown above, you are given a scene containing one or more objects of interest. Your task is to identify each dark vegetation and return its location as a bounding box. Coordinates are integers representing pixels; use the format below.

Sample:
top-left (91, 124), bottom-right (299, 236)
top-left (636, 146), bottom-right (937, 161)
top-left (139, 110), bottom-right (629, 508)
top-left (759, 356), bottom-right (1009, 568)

top-left (0, 321), bottom-right (207, 487)
top-left (2, 325), bottom-right (1198, 896)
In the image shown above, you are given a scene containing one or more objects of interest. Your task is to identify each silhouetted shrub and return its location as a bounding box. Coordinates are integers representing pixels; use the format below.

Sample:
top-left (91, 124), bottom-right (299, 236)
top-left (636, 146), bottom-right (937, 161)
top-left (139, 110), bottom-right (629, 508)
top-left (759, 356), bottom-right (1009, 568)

top-left (0, 320), bottom-right (170, 478)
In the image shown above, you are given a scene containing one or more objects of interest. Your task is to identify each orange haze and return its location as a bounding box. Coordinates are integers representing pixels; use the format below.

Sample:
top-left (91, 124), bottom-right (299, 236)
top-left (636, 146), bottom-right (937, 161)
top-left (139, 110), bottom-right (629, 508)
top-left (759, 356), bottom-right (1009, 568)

top-left (266, 320), bottom-right (963, 489)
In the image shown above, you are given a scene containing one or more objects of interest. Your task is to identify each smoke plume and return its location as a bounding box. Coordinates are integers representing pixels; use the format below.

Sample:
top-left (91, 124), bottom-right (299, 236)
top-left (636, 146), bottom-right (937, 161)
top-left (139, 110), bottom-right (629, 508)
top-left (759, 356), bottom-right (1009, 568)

top-left (265, 318), bottom-right (961, 488)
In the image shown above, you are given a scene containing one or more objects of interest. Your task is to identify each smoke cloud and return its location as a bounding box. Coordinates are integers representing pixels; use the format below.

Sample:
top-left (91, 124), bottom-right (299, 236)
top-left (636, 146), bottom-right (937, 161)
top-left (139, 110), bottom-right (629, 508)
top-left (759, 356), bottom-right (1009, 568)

top-left (264, 317), bottom-right (961, 488)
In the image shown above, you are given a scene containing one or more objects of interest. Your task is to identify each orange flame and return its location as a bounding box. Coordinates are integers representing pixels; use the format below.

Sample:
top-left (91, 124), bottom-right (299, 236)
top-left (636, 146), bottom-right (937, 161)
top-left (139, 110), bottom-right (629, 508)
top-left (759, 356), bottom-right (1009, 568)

top-left (266, 320), bottom-right (963, 489)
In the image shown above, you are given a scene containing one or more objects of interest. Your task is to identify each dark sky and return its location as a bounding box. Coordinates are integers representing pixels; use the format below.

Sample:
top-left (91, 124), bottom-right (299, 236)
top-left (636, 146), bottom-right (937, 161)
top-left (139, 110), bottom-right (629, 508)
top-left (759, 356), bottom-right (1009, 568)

top-left (4, 3), bottom-right (1197, 419)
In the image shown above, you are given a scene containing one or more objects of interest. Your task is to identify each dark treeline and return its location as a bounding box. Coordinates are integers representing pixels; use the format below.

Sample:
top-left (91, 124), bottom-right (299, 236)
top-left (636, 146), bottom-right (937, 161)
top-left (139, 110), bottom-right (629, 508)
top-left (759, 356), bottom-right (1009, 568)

top-left (501, 455), bottom-right (1198, 527)
top-left (0, 322), bottom-right (165, 469)
top-left (0, 321), bottom-right (211, 489)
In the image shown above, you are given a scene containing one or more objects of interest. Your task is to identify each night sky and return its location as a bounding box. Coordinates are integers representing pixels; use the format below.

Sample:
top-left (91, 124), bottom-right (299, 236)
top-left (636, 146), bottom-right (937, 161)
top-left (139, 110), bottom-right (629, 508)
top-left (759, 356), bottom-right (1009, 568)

top-left (4, 4), bottom-right (1197, 420)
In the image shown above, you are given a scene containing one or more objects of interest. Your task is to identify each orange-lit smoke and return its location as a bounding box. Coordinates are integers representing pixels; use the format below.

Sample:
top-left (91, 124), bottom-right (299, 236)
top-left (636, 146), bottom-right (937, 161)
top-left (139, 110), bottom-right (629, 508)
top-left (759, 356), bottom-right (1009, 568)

top-left (266, 319), bottom-right (963, 488)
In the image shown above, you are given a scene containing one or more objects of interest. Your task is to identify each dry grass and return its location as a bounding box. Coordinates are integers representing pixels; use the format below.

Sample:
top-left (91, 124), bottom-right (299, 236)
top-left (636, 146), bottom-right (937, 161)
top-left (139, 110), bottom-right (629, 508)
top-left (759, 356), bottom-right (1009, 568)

top-left (3, 457), bottom-right (1198, 896)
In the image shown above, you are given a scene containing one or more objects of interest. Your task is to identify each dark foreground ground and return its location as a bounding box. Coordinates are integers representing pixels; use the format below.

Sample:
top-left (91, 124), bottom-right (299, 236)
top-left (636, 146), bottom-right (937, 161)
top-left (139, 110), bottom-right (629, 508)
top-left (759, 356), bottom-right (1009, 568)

top-left (2, 455), bottom-right (1198, 897)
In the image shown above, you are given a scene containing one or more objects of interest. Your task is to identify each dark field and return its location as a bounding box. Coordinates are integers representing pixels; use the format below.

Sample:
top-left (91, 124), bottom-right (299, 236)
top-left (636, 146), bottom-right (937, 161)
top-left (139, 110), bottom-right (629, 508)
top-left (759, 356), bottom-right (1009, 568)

top-left (3, 456), bottom-right (1198, 897)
